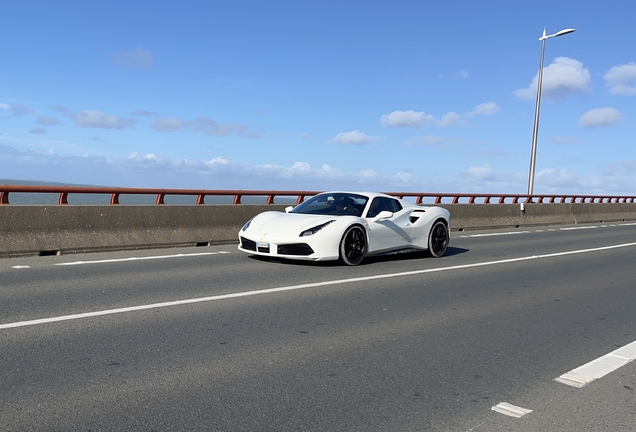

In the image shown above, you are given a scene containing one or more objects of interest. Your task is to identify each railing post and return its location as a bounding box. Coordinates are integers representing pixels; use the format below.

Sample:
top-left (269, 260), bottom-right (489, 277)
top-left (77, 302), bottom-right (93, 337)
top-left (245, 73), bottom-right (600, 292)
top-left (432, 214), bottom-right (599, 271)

top-left (0, 191), bottom-right (8, 205)
top-left (266, 195), bottom-right (275, 205)
top-left (156, 194), bottom-right (165, 205)
top-left (296, 195), bottom-right (304, 205)
top-left (110, 193), bottom-right (120, 205)
top-left (233, 195), bottom-right (242, 205)
top-left (196, 194), bottom-right (206, 205)
top-left (59, 192), bottom-right (69, 205)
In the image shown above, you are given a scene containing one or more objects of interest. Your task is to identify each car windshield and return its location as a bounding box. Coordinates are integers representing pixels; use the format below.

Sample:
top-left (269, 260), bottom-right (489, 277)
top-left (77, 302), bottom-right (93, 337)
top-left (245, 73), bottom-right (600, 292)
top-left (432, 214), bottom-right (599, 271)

top-left (291, 193), bottom-right (369, 216)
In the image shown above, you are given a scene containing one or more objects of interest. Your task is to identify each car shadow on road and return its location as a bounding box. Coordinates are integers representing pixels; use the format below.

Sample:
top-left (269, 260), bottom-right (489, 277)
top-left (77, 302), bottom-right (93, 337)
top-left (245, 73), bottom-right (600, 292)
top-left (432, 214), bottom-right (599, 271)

top-left (247, 246), bottom-right (469, 267)
top-left (363, 246), bottom-right (469, 265)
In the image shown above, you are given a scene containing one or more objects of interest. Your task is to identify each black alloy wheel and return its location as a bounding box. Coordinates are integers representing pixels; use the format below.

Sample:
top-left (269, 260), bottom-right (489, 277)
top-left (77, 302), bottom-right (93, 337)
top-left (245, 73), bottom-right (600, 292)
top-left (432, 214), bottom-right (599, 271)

top-left (339, 225), bottom-right (367, 266)
top-left (428, 220), bottom-right (449, 258)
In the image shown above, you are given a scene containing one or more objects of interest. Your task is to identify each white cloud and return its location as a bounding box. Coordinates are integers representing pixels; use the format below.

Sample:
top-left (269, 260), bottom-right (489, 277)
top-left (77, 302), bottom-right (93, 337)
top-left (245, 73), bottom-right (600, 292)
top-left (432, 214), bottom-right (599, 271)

top-left (206, 156), bottom-right (230, 165)
top-left (604, 62), bottom-right (636, 96)
top-left (73, 110), bottom-right (137, 129)
top-left (3, 143), bottom-right (636, 194)
top-left (187, 117), bottom-right (263, 139)
top-left (514, 57), bottom-right (591, 100)
top-left (384, 103), bottom-right (500, 129)
top-left (29, 128), bottom-right (46, 135)
top-left (299, 132), bottom-right (311, 140)
top-left (2, 103), bottom-right (35, 117)
top-left (380, 110), bottom-right (434, 128)
top-left (438, 112), bottom-right (463, 127)
top-left (439, 102), bottom-right (501, 126)
top-left (150, 116), bottom-right (263, 138)
top-left (471, 102), bottom-right (500, 116)
top-left (332, 130), bottom-right (377, 145)
top-left (460, 164), bottom-right (495, 181)
top-left (577, 107), bottom-right (623, 128)
top-left (113, 47), bottom-right (154, 69)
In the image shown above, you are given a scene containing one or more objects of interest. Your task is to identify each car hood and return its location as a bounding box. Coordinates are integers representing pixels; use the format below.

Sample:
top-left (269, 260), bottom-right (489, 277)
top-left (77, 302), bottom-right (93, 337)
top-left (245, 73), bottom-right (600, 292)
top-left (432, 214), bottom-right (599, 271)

top-left (248, 211), bottom-right (340, 234)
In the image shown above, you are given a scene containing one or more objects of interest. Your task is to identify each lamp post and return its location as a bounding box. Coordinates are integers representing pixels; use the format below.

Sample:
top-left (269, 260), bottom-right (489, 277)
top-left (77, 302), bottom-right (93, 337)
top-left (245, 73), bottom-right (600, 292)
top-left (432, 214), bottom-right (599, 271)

top-left (527, 27), bottom-right (576, 197)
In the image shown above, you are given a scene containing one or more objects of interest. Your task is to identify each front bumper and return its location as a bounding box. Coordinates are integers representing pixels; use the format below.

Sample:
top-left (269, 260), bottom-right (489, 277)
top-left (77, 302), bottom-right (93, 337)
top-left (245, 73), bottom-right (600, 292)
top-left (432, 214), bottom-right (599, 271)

top-left (238, 234), bottom-right (339, 262)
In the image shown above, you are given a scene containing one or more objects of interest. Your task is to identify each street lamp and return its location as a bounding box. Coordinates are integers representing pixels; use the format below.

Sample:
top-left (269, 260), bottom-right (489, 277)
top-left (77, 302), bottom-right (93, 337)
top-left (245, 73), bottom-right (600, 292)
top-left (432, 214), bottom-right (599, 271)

top-left (527, 27), bottom-right (576, 197)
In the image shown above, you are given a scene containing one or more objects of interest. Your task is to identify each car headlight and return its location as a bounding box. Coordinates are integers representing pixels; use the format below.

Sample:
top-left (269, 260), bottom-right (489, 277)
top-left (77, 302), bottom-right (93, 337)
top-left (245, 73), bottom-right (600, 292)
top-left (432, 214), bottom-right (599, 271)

top-left (241, 218), bottom-right (254, 231)
top-left (300, 220), bottom-right (335, 237)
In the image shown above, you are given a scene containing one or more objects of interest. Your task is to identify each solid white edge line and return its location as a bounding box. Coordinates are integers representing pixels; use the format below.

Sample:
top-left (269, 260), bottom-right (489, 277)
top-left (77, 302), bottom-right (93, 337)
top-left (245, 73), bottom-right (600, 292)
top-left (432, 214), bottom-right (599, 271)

top-left (491, 402), bottom-right (533, 418)
top-left (561, 226), bottom-right (598, 230)
top-left (462, 231), bottom-right (530, 238)
top-left (554, 340), bottom-right (636, 388)
top-left (56, 251), bottom-right (225, 266)
top-left (3, 241), bottom-right (636, 330)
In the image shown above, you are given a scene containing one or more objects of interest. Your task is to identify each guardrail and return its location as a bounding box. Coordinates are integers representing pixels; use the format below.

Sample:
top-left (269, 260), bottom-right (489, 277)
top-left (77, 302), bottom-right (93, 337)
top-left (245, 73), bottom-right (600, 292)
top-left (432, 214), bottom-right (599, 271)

top-left (1, 185), bottom-right (635, 206)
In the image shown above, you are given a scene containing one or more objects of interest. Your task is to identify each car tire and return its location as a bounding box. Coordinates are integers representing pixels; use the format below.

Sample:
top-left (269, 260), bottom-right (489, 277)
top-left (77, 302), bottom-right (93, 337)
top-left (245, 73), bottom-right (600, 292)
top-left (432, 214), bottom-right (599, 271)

top-left (428, 220), bottom-right (448, 258)
top-left (339, 225), bottom-right (367, 266)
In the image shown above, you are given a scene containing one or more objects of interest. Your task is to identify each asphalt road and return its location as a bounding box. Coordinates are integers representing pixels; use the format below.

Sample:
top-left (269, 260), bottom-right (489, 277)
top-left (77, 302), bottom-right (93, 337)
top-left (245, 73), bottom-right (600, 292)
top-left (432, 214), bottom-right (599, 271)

top-left (1, 222), bottom-right (635, 431)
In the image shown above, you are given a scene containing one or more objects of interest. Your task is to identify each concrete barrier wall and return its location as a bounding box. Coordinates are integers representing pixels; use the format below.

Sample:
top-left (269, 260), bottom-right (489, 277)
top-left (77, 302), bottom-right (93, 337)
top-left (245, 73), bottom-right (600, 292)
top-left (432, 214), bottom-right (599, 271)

top-left (2, 203), bottom-right (636, 257)
top-left (441, 203), bottom-right (636, 231)
top-left (0, 205), bottom-right (287, 257)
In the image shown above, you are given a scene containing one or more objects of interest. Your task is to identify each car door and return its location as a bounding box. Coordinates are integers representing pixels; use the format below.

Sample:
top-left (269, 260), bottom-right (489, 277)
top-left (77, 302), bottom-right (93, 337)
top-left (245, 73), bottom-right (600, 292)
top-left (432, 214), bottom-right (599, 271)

top-left (365, 197), bottom-right (413, 252)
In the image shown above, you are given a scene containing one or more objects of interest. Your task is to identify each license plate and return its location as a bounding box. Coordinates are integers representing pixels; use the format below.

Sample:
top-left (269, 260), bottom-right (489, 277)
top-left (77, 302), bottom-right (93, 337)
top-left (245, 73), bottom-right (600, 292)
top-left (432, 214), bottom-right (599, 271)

top-left (257, 241), bottom-right (269, 248)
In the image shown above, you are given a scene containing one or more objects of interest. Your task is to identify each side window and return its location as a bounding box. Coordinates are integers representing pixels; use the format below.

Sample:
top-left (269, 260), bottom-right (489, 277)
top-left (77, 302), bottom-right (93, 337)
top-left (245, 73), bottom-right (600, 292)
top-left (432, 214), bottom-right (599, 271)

top-left (366, 198), bottom-right (382, 218)
top-left (366, 197), bottom-right (402, 218)
top-left (387, 199), bottom-right (403, 213)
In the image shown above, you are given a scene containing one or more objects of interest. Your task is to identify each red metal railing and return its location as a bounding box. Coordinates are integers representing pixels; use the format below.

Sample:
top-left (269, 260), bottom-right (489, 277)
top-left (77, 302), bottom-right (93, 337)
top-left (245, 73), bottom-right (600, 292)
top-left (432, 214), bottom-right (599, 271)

top-left (0, 185), bottom-right (635, 206)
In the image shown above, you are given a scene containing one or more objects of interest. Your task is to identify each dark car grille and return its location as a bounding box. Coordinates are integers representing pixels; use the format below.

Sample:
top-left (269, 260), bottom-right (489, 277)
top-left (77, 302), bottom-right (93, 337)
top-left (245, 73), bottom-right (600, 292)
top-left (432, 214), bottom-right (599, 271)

top-left (277, 243), bottom-right (314, 256)
top-left (240, 237), bottom-right (257, 251)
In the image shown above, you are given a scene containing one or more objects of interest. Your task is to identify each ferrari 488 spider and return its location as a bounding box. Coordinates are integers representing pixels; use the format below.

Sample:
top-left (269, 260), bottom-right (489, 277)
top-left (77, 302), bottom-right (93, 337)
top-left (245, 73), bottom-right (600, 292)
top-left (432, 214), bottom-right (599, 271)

top-left (238, 191), bottom-right (450, 266)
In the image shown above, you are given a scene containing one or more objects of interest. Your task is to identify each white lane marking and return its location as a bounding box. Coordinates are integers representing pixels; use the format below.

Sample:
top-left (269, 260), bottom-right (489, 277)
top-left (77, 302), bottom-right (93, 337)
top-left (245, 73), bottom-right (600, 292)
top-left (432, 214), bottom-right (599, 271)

top-left (560, 226), bottom-right (598, 230)
top-left (491, 402), bottom-right (532, 418)
top-left (3, 241), bottom-right (636, 330)
top-left (56, 251), bottom-right (228, 266)
top-left (11, 265), bottom-right (31, 269)
top-left (554, 340), bottom-right (636, 388)
top-left (458, 222), bottom-right (636, 238)
top-left (461, 231), bottom-right (530, 238)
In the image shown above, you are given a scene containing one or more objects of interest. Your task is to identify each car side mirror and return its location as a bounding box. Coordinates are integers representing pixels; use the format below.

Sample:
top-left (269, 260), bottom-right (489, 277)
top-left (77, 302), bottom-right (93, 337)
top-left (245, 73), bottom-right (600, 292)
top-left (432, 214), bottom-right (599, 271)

top-left (285, 206), bottom-right (294, 213)
top-left (372, 210), bottom-right (393, 222)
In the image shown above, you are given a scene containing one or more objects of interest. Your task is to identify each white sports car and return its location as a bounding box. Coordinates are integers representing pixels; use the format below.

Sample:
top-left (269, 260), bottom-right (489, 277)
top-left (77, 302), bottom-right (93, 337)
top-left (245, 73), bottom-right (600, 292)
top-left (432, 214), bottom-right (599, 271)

top-left (238, 191), bottom-right (450, 266)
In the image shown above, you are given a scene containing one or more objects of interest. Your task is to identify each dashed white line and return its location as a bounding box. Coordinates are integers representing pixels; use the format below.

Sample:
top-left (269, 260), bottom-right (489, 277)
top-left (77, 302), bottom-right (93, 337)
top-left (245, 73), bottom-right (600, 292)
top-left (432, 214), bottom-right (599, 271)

top-left (2, 241), bottom-right (636, 330)
top-left (554, 340), bottom-right (636, 388)
top-left (56, 251), bottom-right (230, 266)
top-left (491, 402), bottom-right (533, 418)
top-left (11, 265), bottom-right (31, 269)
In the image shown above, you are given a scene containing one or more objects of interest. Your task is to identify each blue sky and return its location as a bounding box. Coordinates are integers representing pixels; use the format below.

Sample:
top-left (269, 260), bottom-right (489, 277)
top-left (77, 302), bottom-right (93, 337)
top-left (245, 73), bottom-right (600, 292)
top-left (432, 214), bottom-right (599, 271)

top-left (1, 0), bottom-right (635, 194)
